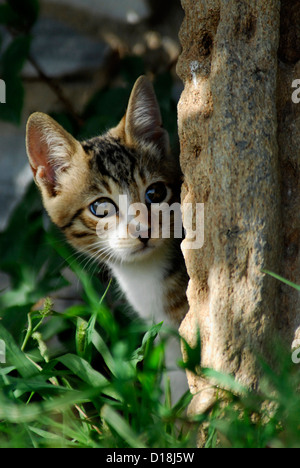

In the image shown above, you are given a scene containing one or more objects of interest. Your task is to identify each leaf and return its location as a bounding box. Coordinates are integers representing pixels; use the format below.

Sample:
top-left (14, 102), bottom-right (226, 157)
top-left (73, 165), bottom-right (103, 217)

top-left (101, 404), bottom-right (147, 448)
top-left (7, 0), bottom-right (40, 29)
top-left (57, 354), bottom-right (107, 387)
top-left (57, 354), bottom-right (120, 401)
top-left (130, 322), bottom-right (163, 367)
top-left (63, 305), bottom-right (91, 318)
top-left (27, 425), bottom-right (62, 442)
top-left (201, 368), bottom-right (248, 395)
top-left (0, 35), bottom-right (31, 75)
top-left (83, 280), bottom-right (112, 362)
top-left (0, 366), bottom-right (15, 376)
top-left (91, 328), bottom-right (116, 375)
top-left (0, 73), bottom-right (24, 125)
top-left (0, 184), bottom-right (68, 311)
top-left (0, 4), bottom-right (20, 26)
top-left (179, 328), bottom-right (201, 374)
top-left (0, 386), bottom-right (101, 424)
top-left (46, 233), bottom-right (103, 307)
top-left (0, 323), bottom-right (40, 379)
top-left (0, 305), bottom-right (32, 344)
top-left (0, 374), bottom-right (69, 397)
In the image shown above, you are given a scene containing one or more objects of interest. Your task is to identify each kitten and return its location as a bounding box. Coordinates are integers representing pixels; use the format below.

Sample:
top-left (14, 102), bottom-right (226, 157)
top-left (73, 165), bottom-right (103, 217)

top-left (26, 76), bottom-right (189, 400)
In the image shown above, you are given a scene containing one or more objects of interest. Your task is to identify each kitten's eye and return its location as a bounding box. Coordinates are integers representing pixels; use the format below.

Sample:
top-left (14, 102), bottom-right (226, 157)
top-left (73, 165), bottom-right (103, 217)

top-left (89, 198), bottom-right (117, 218)
top-left (145, 182), bottom-right (168, 204)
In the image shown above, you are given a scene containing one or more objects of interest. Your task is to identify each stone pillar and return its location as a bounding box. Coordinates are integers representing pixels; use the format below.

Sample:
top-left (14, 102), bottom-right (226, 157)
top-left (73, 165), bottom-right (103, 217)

top-left (176, 0), bottom-right (291, 413)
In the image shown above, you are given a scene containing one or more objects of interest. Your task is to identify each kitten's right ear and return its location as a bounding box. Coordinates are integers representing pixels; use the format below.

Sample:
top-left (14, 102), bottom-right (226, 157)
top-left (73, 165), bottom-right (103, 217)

top-left (123, 76), bottom-right (170, 154)
top-left (26, 112), bottom-right (80, 195)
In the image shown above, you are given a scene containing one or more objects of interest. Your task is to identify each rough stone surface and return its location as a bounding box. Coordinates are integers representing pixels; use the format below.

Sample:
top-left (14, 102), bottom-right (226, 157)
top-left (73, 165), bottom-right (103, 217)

top-left (177, 0), bottom-right (286, 412)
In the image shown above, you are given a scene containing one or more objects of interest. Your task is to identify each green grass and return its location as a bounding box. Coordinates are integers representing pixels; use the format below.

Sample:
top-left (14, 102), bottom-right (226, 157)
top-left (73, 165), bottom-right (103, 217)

top-left (0, 184), bottom-right (199, 448)
top-left (0, 185), bottom-right (300, 448)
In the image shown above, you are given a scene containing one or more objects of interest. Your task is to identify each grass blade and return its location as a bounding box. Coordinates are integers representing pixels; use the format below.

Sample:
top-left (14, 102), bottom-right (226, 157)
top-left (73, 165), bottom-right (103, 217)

top-left (101, 404), bottom-right (147, 448)
top-left (57, 354), bottom-right (120, 401)
top-left (0, 323), bottom-right (41, 379)
top-left (263, 270), bottom-right (300, 291)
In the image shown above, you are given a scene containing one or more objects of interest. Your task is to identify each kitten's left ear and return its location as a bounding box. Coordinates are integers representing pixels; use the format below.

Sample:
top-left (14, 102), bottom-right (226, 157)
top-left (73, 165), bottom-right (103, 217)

top-left (124, 76), bottom-right (170, 154)
top-left (26, 112), bottom-right (81, 195)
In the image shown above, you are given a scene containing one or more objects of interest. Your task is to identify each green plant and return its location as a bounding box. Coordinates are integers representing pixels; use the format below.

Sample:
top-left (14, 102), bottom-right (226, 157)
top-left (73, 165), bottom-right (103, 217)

top-left (0, 134), bottom-right (299, 448)
top-left (1, 186), bottom-right (300, 448)
top-left (0, 184), bottom-right (200, 448)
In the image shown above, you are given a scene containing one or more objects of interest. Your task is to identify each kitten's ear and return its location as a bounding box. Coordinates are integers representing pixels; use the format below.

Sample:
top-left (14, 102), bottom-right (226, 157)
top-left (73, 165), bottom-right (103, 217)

top-left (26, 112), bottom-right (80, 195)
top-left (124, 76), bottom-right (170, 154)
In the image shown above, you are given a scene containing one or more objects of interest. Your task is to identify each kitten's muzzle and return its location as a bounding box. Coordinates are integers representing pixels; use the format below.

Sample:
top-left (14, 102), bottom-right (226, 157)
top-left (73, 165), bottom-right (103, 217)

top-left (138, 235), bottom-right (149, 246)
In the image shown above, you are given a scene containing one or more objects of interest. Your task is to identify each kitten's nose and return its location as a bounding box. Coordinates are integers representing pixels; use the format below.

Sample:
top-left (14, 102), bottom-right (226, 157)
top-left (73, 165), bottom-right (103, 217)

top-left (137, 227), bottom-right (151, 245)
top-left (138, 235), bottom-right (149, 245)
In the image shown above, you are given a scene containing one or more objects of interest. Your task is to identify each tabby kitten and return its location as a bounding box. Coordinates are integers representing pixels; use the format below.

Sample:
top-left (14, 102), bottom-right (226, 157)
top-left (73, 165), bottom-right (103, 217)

top-left (26, 76), bottom-right (189, 398)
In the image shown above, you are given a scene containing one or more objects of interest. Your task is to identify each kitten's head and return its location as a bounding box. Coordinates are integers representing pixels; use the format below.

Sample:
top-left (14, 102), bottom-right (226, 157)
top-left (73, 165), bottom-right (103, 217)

top-left (26, 76), bottom-right (182, 266)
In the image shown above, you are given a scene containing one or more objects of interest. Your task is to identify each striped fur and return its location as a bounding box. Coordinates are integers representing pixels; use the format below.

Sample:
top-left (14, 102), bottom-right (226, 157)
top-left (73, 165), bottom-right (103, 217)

top-left (26, 76), bottom-right (189, 398)
top-left (26, 76), bottom-right (188, 323)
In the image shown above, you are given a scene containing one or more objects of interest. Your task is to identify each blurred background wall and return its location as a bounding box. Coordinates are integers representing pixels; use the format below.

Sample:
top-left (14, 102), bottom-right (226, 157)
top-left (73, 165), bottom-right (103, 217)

top-left (0, 0), bottom-right (184, 230)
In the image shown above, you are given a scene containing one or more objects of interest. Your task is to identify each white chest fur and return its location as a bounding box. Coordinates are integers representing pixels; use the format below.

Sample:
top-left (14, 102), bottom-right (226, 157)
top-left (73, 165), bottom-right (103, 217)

top-left (110, 250), bottom-right (170, 325)
top-left (110, 249), bottom-right (189, 401)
